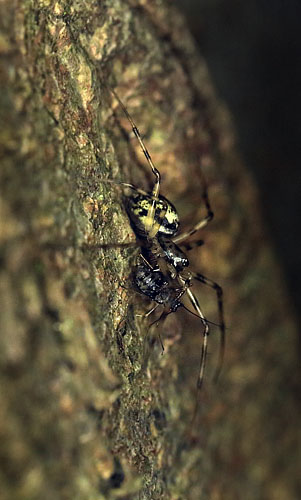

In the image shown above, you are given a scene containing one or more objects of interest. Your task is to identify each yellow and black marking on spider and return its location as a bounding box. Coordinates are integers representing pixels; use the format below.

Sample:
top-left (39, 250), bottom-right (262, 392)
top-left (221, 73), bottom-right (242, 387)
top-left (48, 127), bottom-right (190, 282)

top-left (105, 86), bottom-right (225, 391)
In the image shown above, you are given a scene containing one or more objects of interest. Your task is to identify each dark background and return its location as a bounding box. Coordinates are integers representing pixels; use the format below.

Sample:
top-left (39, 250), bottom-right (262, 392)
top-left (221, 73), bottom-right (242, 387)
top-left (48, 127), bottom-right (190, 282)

top-left (176, 0), bottom-right (301, 324)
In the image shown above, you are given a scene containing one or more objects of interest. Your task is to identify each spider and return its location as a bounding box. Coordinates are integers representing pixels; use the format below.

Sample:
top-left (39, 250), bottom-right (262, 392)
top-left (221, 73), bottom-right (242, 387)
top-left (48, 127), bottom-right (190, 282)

top-left (104, 86), bottom-right (225, 390)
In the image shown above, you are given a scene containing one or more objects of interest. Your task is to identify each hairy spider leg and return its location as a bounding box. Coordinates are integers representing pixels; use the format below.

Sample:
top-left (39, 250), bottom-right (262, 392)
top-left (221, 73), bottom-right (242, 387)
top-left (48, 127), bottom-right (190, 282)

top-left (110, 88), bottom-right (161, 233)
top-left (172, 175), bottom-right (214, 245)
top-left (192, 272), bottom-right (225, 382)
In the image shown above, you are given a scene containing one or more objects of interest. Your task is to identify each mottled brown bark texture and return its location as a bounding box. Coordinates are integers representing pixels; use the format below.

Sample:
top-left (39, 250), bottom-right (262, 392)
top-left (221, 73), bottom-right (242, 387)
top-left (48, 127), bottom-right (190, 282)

top-left (0, 1), bottom-right (299, 499)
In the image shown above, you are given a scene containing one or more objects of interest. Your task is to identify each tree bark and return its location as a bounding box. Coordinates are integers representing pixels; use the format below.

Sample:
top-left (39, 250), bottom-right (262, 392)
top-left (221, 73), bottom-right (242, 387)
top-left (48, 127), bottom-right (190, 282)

top-left (0, 1), bottom-right (299, 499)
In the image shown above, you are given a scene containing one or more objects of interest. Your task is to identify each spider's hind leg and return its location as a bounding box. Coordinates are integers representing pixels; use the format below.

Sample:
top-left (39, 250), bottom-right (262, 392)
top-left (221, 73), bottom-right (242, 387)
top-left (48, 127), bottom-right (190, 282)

top-left (192, 272), bottom-right (225, 382)
top-left (186, 287), bottom-right (210, 390)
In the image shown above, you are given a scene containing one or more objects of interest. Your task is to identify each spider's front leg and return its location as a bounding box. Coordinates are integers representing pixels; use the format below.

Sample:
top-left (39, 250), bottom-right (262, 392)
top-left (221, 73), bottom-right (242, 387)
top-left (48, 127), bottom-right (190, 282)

top-left (109, 88), bottom-right (161, 198)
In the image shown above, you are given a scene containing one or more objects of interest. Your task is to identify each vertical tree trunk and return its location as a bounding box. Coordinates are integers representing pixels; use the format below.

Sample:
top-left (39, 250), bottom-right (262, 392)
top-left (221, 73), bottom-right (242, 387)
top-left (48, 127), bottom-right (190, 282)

top-left (0, 1), bottom-right (298, 499)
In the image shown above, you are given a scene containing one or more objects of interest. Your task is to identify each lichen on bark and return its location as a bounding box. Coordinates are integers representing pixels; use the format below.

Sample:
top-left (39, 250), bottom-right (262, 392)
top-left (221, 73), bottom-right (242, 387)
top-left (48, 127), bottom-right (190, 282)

top-left (0, 1), bottom-right (299, 499)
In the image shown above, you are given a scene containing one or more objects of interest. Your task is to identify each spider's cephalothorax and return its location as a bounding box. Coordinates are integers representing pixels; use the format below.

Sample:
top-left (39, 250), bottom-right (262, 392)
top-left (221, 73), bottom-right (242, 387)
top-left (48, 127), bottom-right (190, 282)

top-left (107, 86), bottom-right (225, 390)
top-left (157, 237), bottom-right (189, 273)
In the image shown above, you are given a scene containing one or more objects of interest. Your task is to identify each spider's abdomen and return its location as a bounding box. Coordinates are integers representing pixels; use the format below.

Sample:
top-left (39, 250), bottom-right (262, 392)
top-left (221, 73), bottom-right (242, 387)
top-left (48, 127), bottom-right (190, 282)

top-left (126, 193), bottom-right (179, 238)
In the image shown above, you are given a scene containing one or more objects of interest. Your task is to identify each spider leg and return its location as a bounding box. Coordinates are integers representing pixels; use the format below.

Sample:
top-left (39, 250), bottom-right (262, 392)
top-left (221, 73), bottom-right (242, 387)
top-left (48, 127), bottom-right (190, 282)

top-left (180, 239), bottom-right (204, 252)
top-left (110, 88), bottom-right (162, 235)
top-left (136, 303), bottom-right (160, 319)
top-left (148, 308), bottom-right (173, 328)
top-left (192, 272), bottom-right (225, 382)
top-left (145, 303), bottom-right (160, 318)
top-left (83, 242), bottom-right (138, 250)
top-left (172, 176), bottom-right (213, 245)
top-left (110, 88), bottom-right (161, 199)
top-left (149, 308), bottom-right (180, 354)
top-left (186, 287), bottom-right (210, 389)
top-left (42, 241), bottom-right (138, 253)
top-left (139, 252), bottom-right (160, 271)
top-left (100, 178), bottom-right (150, 197)
top-left (140, 306), bottom-right (165, 366)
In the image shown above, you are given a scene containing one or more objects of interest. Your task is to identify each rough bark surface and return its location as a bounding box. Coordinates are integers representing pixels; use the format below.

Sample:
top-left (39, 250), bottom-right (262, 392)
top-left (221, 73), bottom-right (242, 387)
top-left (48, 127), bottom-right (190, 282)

top-left (0, 1), bottom-right (299, 499)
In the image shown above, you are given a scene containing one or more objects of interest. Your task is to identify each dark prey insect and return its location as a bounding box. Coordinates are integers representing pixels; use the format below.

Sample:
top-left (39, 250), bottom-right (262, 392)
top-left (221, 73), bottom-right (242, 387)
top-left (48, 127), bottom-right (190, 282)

top-left (107, 87), bottom-right (225, 390)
